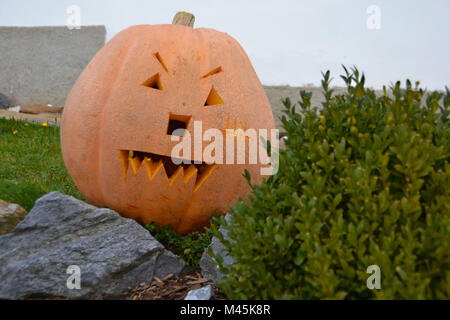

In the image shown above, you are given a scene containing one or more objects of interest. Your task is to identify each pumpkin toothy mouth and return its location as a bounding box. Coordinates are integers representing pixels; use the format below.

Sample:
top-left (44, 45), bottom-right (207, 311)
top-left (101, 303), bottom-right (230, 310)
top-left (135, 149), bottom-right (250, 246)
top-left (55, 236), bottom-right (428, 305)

top-left (119, 150), bottom-right (216, 192)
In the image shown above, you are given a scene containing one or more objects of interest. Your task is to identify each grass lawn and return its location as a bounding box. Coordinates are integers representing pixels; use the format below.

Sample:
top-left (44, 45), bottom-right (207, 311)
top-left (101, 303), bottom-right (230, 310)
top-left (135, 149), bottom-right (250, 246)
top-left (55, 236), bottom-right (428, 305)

top-left (0, 117), bottom-right (213, 266)
top-left (0, 118), bottom-right (82, 210)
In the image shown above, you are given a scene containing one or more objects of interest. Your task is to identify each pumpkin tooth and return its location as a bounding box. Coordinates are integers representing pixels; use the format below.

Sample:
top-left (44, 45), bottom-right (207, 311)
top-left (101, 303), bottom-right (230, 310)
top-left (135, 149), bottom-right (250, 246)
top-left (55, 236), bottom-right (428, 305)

top-left (121, 150), bottom-right (217, 189)
top-left (143, 157), bottom-right (164, 181)
top-left (193, 164), bottom-right (217, 192)
top-left (183, 165), bottom-right (198, 184)
top-left (119, 150), bottom-right (129, 180)
top-left (167, 166), bottom-right (184, 186)
top-left (129, 153), bottom-right (142, 176)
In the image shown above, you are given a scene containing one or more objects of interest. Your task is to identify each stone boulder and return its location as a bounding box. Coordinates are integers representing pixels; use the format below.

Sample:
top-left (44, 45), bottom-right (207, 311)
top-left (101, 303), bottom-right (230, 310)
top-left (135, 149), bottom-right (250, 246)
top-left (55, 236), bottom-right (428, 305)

top-left (199, 214), bottom-right (234, 284)
top-left (0, 200), bottom-right (27, 235)
top-left (0, 192), bottom-right (185, 299)
top-left (184, 285), bottom-right (213, 300)
top-left (0, 92), bottom-right (9, 109)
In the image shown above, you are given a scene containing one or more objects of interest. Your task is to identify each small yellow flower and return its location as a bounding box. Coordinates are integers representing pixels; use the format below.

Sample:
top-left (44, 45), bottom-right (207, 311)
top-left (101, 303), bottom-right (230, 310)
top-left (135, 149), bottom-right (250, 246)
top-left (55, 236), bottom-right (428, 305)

top-left (42, 122), bottom-right (48, 127)
top-left (13, 130), bottom-right (18, 135)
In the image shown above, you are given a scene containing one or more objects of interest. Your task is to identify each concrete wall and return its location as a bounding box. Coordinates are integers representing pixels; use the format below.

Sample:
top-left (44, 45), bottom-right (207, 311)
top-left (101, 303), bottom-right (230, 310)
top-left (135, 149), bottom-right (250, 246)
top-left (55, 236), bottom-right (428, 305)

top-left (0, 26), bottom-right (106, 107)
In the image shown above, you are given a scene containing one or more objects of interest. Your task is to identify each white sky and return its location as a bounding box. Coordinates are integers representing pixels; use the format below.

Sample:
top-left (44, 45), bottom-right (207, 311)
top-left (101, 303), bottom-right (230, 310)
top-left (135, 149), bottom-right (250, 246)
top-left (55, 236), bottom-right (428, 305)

top-left (1, 0), bottom-right (449, 89)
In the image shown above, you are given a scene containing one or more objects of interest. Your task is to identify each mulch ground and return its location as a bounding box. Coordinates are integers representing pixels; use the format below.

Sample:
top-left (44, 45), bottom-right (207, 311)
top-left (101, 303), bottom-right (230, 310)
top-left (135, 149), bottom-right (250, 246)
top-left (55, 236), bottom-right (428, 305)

top-left (104, 270), bottom-right (227, 300)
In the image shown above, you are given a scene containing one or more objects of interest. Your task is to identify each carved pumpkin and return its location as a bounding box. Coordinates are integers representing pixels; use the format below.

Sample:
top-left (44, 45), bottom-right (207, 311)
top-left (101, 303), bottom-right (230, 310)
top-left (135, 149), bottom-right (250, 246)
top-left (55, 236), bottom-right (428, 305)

top-left (61, 14), bottom-right (275, 234)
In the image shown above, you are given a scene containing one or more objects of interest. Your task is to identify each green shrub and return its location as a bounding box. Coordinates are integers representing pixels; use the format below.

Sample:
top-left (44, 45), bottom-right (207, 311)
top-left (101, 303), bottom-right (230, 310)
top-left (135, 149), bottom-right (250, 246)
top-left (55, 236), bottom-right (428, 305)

top-left (214, 67), bottom-right (449, 299)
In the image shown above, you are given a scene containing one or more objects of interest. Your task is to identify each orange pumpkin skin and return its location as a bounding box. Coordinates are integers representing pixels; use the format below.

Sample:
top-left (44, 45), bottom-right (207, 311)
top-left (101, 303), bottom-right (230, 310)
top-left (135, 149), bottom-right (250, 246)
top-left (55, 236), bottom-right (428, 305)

top-left (61, 24), bottom-right (275, 234)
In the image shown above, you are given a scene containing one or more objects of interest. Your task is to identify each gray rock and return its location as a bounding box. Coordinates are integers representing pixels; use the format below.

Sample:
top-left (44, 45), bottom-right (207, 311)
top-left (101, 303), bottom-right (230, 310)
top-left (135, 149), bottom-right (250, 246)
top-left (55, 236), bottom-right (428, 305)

top-left (0, 200), bottom-right (27, 235)
top-left (0, 192), bottom-right (185, 299)
top-left (184, 285), bottom-right (213, 300)
top-left (200, 214), bottom-right (234, 284)
top-left (0, 92), bottom-right (9, 109)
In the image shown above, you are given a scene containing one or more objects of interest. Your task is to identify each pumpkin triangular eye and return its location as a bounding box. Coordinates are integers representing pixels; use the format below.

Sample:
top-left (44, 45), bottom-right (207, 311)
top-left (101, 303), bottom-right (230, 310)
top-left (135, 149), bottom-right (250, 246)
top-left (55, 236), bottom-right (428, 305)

top-left (142, 73), bottom-right (163, 90)
top-left (204, 86), bottom-right (224, 106)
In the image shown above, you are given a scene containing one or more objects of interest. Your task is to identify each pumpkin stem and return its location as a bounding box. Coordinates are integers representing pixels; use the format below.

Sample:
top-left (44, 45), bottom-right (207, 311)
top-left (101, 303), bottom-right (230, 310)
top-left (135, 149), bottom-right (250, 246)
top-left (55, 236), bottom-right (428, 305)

top-left (172, 11), bottom-right (195, 27)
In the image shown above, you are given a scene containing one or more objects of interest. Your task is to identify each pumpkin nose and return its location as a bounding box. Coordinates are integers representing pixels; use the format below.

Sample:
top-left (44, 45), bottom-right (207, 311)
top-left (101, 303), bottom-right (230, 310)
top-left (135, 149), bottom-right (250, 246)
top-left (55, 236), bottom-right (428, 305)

top-left (166, 113), bottom-right (192, 136)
